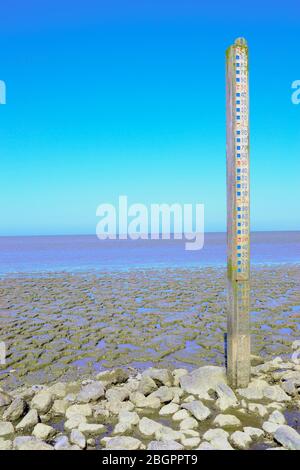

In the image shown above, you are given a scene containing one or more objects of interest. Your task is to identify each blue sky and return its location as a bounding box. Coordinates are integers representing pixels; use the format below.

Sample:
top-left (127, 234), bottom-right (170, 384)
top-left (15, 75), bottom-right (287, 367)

top-left (0, 0), bottom-right (299, 235)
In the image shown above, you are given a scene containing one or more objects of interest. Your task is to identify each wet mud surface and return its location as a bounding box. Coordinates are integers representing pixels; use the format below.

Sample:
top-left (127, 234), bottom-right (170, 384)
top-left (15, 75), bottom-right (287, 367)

top-left (1, 264), bottom-right (299, 389)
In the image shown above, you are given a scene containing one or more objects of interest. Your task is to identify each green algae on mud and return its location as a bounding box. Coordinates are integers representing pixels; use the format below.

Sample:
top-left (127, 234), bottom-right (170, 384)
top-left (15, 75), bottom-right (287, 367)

top-left (0, 264), bottom-right (299, 390)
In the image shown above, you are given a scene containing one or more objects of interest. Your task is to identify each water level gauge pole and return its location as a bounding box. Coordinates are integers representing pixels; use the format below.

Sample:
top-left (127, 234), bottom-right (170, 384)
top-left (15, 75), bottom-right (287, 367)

top-left (226, 37), bottom-right (250, 388)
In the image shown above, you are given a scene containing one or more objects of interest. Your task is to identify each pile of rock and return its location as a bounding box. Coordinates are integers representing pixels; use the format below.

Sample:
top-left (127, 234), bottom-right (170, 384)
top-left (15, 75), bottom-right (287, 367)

top-left (0, 357), bottom-right (300, 451)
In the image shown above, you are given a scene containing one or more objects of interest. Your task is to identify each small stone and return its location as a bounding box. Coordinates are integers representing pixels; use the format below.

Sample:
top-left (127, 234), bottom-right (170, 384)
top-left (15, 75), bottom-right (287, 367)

top-left (148, 440), bottom-right (184, 450)
top-left (155, 425), bottom-right (183, 442)
top-left (65, 404), bottom-right (92, 419)
top-left (172, 409), bottom-right (190, 421)
top-left (31, 391), bottom-right (53, 414)
top-left (179, 417), bottom-right (198, 430)
top-left (93, 406), bottom-right (110, 422)
top-left (213, 414), bottom-right (241, 428)
top-left (106, 387), bottom-right (129, 402)
top-left (64, 414), bottom-right (87, 432)
top-left (96, 368), bottom-right (129, 386)
top-left (53, 435), bottom-right (71, 450)
top-left (78, 422), bottom-right (106, 436)
top-left (215, 383), bottom-right (238, 411)
top-left (0, 421), bottom-right (14, 438)
top-left (0, 438), bottom-right (12, 450)
top-left (0, 391), bottom-right (12, 407)
top-left (179, 366), bottom-right (226, 399)
top-left (130, 392), bottom-right (160, 409)
top-left (18, 438), bottom-right (54, 450)
top-left (181, 436), bottom-right (201, 448)
top-left (77, 381), bottom-right (105, 403)
top-left (142, 368), bottom-right (173, 387)
top-left (182, 400), bottom-right (211, 421)
top-left (48, 382), bottom-right (67, 399)
top-left (172, 369), bottom-right (188, 386)
top-left (51, 399), bottom-right (68, 416)
top-left (196, 442), bottom-right (215, 450)
top-left (230, 431), bottom-right (252, 449)
top-left (268, 410), bottom-right (286, 425)
top-left (32, 423), bottom-right (56, 440)
top-left (16, 409), bottom-right (39, 432)
top-left (106, 400), bottom-right (134, 414)
top-left (262, 421), bottom-right (281, 434)
top-left (243, 427), bottom-right (264, 439)
top-left (70, 429), bottom-right (86, 449)
top-left (247, 403), bottom-right (268, 417)
top-left (105, 436), bottom-right (142, 450)
top-left (159, 403), bottom-right (180, 415)
top-left (14, 436), bottom-right (36, 450)
top-left (203, 429), bottom-right (229, 441)
top-left (139, 417), bottom-right (162, 437)
top-left (148, 386), bottom-right (174, 403)
top-left (138, 376), bottom-right (158, 396)
top-left (119, 410), bottom-right (139, 426)
top-left (3, 398), bottom-right (26, 421)
top-left (237, 379), bottom-right (269, 400)
top-left (263, 385), bottom-right (291, 403)
top-left (274, 425), bottom-right (300, 450)
top-left (87, 438), bottom-right (96, 447)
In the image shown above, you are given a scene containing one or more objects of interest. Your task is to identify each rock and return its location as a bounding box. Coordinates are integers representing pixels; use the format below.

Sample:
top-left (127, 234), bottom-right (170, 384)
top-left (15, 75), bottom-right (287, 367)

top-left (18, 438), bottom-right (54, 450)
top-left (179, 417), bottom-right (198, 430)
top-left (16, 409), bottom-right (39, 432)
top-left (237, 379), bottom-right (269, 400)
top-left (93, 406), bottom-right (110, 422)
top-left (32, 423), bottom-right (56, 440)
top-left (215, 383), bottom-right (238, 411)
top-left (48, 382), bottom-right (67, 399)
top-left (182, 400), bottom-right (211, 421)
top-left (181, 436), bottom-right (201, 448)
top-left (3, 398), bottom-right (26, 421)
top-left (196, 442), bottom-right (215, 450)
top-left (105, 436), bottom-right (142, 450)
top-left (274, 425), bottom-right (300, 450)
top-left (138, 376), bottom-right (158, 396)
top-left (130, 392), bottom-right (160, 409)
top-left (78, 422), bottom-right (106, 436)
top-left (0, 391), bottom-right (12, 407)
top-left (263, 385), bottom-right (291, 403)
top-left (13, 436), bottom-right (36, 449)
top-left (148, 440), bottom-right (184, 450)
top-left (247, 403), bottom-right (268, 417)
top-left (148, 386), bottom-right (174, 403)
top-left (139, 417), bottom-right (162, 437)
top-left (142, 368), bottom-right (173, 387)
top-left (267, 402), bottom-right (285, 411)
top-left (243, 427), bottom-right (264, 439)
top-left (203, 429), bottom-right (229, 441)
top-left (106, 399), bottom-right (134, 414)
top-left (262, 421), bottom-right (281, 434)
top-left (155, 425), bottom-right (183, 442)
top-left (179, 366), bottom-right (226, 399)
top-left (53, 435), bottom-right (71, 450)
top-left (213, 414), bottom-right (241, 428)
top-left (268, 410), bottom-right (286, 425)
top-left (65, 404), bottom-right (92, 419)
top-left (31, 391), bottom-right (53, 414)
top-left (159, 403), bottom-right (180, 415)
top-left (64, 415), bottom-right (87, 432)
top-left (51, 399), bottom-right (69, 416)
top-left (203, 429), bottom-right (232, 450)
top-left (87, 438), bottom-right (96, 447)
top-left (77, 381), bottom-right (105, 403)
top-left (230, 431), bottom-right (252, 449)
top-left (112, 422), bottom-right (132, 435)
top-left (119, 410), bottom-right (139, 426)
top-left (96, 368), bottom-right (129, 386)
top-left (106, 387), bottom-right (129, 402)
top-left (70, 429), bottom-right (86, 449)
top-left (0, 438), bottom-right (12, 450)
top-left (172, 409), bottom-right (190, 421)
top-left (280, 378), bottom-right (300, 396)
top-left (172, 369), bottom-right (188, 386)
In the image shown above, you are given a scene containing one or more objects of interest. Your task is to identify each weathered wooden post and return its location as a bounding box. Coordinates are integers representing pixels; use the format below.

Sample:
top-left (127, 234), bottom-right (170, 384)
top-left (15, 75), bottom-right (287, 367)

top-left (226, 38), bottom-right (250, 388)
